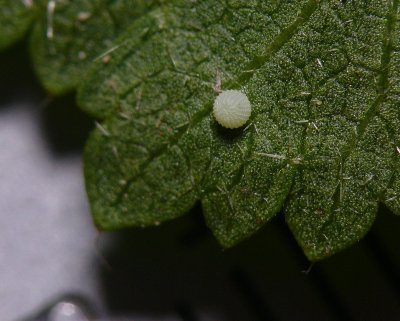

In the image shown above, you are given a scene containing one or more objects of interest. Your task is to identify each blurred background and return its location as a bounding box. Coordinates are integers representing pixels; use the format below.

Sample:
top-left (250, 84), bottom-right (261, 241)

top-left (1, 41), bottom-right (400, 321)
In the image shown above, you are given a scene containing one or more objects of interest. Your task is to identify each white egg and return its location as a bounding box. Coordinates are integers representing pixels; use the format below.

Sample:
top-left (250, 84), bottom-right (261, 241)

top-left (213, 90), bottom-right (251, 129)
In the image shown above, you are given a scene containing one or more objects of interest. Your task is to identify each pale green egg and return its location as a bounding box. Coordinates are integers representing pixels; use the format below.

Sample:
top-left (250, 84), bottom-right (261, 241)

top-left (213, 90), bottom-right (251, 129)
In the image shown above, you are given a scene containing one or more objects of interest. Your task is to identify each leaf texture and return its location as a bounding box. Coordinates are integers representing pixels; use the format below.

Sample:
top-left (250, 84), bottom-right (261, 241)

top-left (30, 0), bottom-right (162, 93)
top-left (0, 0), bottom-right (37, 50)
top-left (78, 0), bottom-right (400, 260)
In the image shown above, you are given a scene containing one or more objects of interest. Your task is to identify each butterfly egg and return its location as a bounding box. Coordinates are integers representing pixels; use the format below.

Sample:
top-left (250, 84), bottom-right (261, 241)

top-left (213, 90), bottom-right (251, 129)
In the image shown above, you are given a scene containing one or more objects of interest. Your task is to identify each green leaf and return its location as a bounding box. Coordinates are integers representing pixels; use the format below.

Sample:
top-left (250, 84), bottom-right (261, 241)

top-left (79, 0), bottom-right (400, 261)
top-left (3, 0), bottom-right (398, 261)
top-left (284, 0), bottom-right (400, 260)
top-left (30, 0), bottom-right (162, 94)
top-left (0, 0), bottom-right (37, 50)
top-left (79, 0), bottom-right (313, 239)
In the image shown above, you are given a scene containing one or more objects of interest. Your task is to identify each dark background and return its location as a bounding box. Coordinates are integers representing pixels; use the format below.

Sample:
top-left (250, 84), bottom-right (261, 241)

top-left (1, 41), bottom-right (400, 321)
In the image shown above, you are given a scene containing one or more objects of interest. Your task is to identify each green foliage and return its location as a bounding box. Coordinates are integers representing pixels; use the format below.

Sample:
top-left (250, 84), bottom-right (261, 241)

top-left (30, 0), bottom-right (162, 93)
top-left (0, 0), bottom-right (37, 50)
top-left (1, 0), bottom-right (400, 261)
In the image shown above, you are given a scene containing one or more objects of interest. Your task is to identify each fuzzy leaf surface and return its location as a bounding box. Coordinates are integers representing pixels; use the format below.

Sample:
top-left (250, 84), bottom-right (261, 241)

top-left (78, 0), bottom-right (400, 261)
top-left (30, 0), bottom-right (162, 93)
top-left (0, 0), bottom-right (37, 50)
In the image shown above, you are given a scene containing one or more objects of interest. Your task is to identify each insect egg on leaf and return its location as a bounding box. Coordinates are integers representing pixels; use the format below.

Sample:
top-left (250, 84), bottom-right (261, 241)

top-left (213, 90), bottom-right (251, 129)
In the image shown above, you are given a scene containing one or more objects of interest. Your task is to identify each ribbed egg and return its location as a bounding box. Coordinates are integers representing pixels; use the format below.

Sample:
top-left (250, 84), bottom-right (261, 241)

top-left (213, 90), bottom-right (251, 129)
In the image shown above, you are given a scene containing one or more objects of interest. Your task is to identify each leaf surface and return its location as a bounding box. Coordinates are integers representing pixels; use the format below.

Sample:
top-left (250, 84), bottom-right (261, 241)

top-left (0, 0), bottom-right (37, 50)
top-left (30, 0), bottom-right (162, 93)
top-left (79, 0), bottom-right (313, 244)
top-left (79, 0), bottom-right (400, 261)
